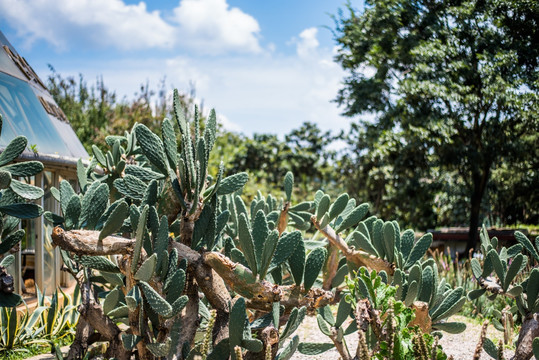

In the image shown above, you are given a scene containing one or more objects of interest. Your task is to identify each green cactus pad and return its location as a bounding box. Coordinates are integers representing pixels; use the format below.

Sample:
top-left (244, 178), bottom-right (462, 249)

top-left (0, 170), bottom-right (11, 190)
top-left (139, 281), bottom-right (173, 317)
top-left (124, 165), bottom-right (165, 181)
top-left (0, 136), bottom-right (27, 166)
top-left (135, 124), bottom-right (169, 175)
top-left (2, 161), bottom-right (43, 177)
top-left (268, 231), bottom-right (302, 273)
top-left (146, 338), bottom-right (171, 357)
top-left (418, 266), bottom-right (434, 303)
top-left (8, 179), bottom-right (43, 201)
top-left (252, 210), bottom-right (269, 267)
top-left (328, 193), bottom-right (349, 221)
top-left (217, 172), bottom-right (249, 195)
top-left (515, 231), bottom-right (539, 262)
top-left (238, 213), bottom-right (257, 274)
top-left (432, 322), bottom-right (466, 334)
top-left (382, 221), bottom-right (395, 263)
top-left (335, 297), bottom-right (352, 328)
top-left (471, 258), bottom-right (482, 279)
top-left (289, 201), bottom-right (313, 212)
top-left (280, 306), bottom-right (306, 343)
top-left (165, 269), bottom-right (186, 304)
top-left (304, 247), bottom-right (327, 291)
top-left (0, 229), bottom-right (24, 254)
top-left (316, 315), bottom-right (332, 336)
top-left (482, 338), bottom-right (498, 359)
top-left (63, 195), bottom-right (81, 229)
top-left (99, 200), bottom-right (129, 240)
top-left (258, 229), bottom-right (279, 280)
top-left (229, 298), bottom-right (246, 350)
top-left (504, 253), bottom-right (524, 291)
top-left (207, 338), bottom-right (230, 360)
top-left (169, 295), bottom-right (189, 318)
top-left (404, 233), bottom-right (432, 269)
top-left (297, 342), bottom-right (334, 355)
top-left (527, 268), bottom-right (539, 310)
top-left (103, 287), bottom-right (121, 315)
top-left (533, 337), bottom-right (539, 360)
top-left (430, 287), bottom-right (465, 322)
top-left (276, 335), bottom-right (299, 360)
top-left (284, 171), bottom-right (294, 201)
top-left (404, 280), bottom-right (419, 306)
top-left (316, 194), bottom-right (330, 221)
top-left (134, 253), bottom-right (157, 282)
top-left (467, 288), bottom-right (486, 300)
top-left (107, 305), bottom-right (129, 318)
top-left (334, 203), bottom-right (369, 233)
top-left (287, 239), bottom-right (305, 286)
top-left (78, 255), bottom-right (120, 273)
top-left (121, 334), bottom-right (141, 351)
top-left (132, 205), bottom-right (149, 274)
top-left (83, 183), bottom-right (109, 229)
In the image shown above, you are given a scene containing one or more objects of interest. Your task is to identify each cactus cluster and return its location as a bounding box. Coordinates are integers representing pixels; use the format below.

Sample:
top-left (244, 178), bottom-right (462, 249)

top-left (299, 268), bottom-right (449, 360)
top-left (0, 115), bottom-right (44, 307)
top-left (40, 91), bottom-right (470, 360)
top-left (309, 191), bottom-right (466, 334)
top-left (470, 225), bottom-right (539, 360)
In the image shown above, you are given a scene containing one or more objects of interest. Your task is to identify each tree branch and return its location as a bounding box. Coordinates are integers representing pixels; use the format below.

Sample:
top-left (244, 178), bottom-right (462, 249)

top-left (52, 227), bottom-right (134, 255)
top-left (311, 216), bottom-right (395, 275)
top-left (202, 252), bottom-right (334, 312)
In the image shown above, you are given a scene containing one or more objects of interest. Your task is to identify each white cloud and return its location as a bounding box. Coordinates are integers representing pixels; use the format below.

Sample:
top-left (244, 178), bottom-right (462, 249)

top-left (171, 0), bottom-right (262, 54)
top-left (27, 25), bottom-right (348, 137)
top-left (0, 0), bottom-right (175, 51)
top-left (0, 0), bottom-right (262, 54)
top-left (295, 27), bottom-right (319, 58)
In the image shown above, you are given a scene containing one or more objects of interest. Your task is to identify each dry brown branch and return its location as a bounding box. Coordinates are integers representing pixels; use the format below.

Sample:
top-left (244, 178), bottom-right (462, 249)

top-left (311, 216), bottom-right (395, 275)
top-left (51, 227), bottom-right (134, 255)
top-left (277, 202), bottom-right (290, 235)
top-left (203, 252), bottom-right (334, 312)
top-left (409, 301), bottom-right (432, 334)
top-left (322, 244), bottom-right (340, 290)
top-left (478, 277), bottom-right (519, 299)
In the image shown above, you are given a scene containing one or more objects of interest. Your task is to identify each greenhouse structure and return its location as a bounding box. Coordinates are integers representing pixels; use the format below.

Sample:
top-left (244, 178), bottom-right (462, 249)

top-left (0, 30), bottom-right (88, 298)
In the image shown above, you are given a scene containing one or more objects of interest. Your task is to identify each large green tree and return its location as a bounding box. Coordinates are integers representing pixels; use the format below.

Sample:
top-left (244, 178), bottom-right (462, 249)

top-left (334, 0), bottom-right (539, 250)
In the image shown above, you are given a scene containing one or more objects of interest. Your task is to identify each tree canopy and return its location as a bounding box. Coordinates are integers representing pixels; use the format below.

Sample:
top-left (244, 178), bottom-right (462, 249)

top-left (333, 0), bottom-right (539, 250)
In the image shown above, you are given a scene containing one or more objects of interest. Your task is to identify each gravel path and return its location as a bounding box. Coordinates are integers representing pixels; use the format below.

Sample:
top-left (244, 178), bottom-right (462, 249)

top-left (291, 315), bottom-right (518, 360)
top-left (439, 315), bottom-right (515, 360)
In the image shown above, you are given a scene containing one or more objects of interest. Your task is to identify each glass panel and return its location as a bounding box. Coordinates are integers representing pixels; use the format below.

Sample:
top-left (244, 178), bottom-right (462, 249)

top-left (0, 71), bottom-right (71, 155)
top-left (42, 170), bottom-right (57, 294)
top-left (19, 176), bottom-right (37, 298)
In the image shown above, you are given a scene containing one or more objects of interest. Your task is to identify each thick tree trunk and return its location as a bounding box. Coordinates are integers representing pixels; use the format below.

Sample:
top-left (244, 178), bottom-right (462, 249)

top-left (466, 165), bottom-right (491, 253)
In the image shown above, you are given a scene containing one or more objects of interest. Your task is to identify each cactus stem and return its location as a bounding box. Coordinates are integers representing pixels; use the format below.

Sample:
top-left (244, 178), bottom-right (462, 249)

top-left (234, 345), bottom-right (244, 360)
top-left (498, 339), bottom-right (505, 360)
top-left (473, 320), bottom-right (489, 360)
top-left (201, 310), bottom-right (217, 359)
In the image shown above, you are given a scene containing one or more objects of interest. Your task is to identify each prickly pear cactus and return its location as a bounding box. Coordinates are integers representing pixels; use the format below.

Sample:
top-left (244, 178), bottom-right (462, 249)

top-left (47, 90), bottom-right (467, 360)
top-left (470, 225), bottom-right (539, 360)
top-left (0, 115), bottom-right (44, 307)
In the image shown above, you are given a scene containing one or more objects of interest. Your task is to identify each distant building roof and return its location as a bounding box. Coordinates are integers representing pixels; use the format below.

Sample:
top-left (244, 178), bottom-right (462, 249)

top-left (0, 30), bottom-right (88, 162)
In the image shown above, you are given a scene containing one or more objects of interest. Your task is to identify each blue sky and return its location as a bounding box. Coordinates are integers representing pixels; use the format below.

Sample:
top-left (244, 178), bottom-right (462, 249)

top-left (0, 0), bottom-right (363, 136)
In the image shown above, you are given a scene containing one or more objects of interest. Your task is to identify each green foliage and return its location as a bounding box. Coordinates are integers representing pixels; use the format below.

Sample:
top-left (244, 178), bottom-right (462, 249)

top-left (333, 0), bottom-right (539, 243)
